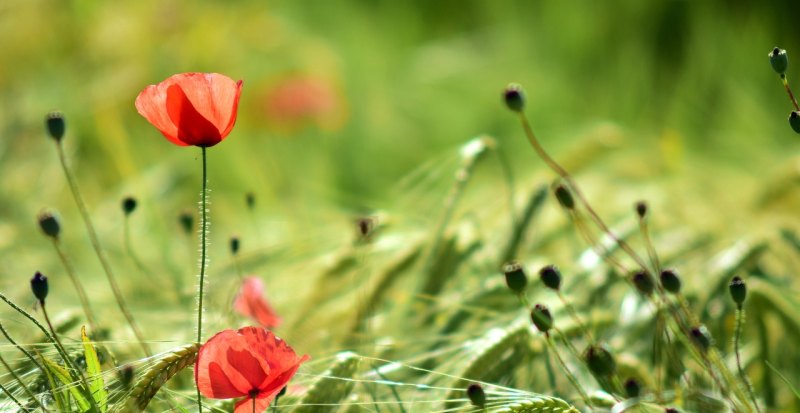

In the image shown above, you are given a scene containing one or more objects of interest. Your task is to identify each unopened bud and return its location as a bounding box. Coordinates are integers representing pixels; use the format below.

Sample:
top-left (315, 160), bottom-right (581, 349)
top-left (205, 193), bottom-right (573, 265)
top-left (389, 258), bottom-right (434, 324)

top-left (538, 265), bottom-right (562, 291)
top-left (45, 112), bottom-right (66, 142)
top-left (729, 276), bottom-right (746, 307)
top-left (690, 325), bottom-right (712, 352)
top-left (553, 184), bottom-right (575, 210)
top-left (179, 211), bottom-right (194, 235)
top-left (530, 303), bottom-right (553, 333)
top-left (466, 383), bottom-right (486, 408)
top-left (634, 201), bottom-right (648, 219)
top-left (502, 261), bottom-right (527, 294)
top-left (584, 344), bottom-right (616, 376)
top-left (659, 269), bottom-right (681, 294)
top-left (503, 83), bottom-right (526, 112)
top-left (31, 272), bottom-right (49, 304)
top-left (38, 210), bottom-right (61, 239)
top-left (789, 111), bottom-right (800, 134)
top-left (624, 378), bottom-right (641, 398)
top-left (230, 236), bottom-right (240, 255)
top-left (632, 270), bottom-right (654, 296)
top-left (769, 47), bottom-right (788, 75)
top-left (121, 196), bottom-right (137, 216)
top-left (245, 192), bottom-right (255, 210)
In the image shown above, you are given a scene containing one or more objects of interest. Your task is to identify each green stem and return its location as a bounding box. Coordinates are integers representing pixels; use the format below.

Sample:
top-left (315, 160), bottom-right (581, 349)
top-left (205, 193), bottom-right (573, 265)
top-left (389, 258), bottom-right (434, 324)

top-left (734, 307), bottom-right (762, 413)
top-left (0, 382), bottom-right (30, 412)
top-left (52, 239), bottom-right (98, 333)
top-left (545, 335), bottom-right (593, 411)
top-left (55, 142), bottom-right (150, 356)
top-left (0, 353), bottom-right (42, 411)
top-left (781, 75), bottom-right (800, 112)
top-left (196, 146), bottom-right (208, 413)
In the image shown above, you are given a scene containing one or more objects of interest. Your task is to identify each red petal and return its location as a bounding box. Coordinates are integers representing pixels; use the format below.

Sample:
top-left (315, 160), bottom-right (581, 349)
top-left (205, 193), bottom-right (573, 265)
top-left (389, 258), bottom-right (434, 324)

top-left (171, 73), bottom-right (242, 140)
top-left (234, 396), bottom-right (272, 413)
top-left (195, 330), bottom-right (251, 398)
top-left (166, 83), bottom-right (222, 147)
top-left (234, 277), bottom-right (282, 328)
top-left (238, 327), bottom-right (309, 386)
top-left (135, 84), bottom-right (185, 146)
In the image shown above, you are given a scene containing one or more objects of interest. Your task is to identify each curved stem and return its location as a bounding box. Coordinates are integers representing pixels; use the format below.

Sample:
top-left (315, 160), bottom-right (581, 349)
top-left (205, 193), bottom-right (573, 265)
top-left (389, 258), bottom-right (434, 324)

top-left (196, 146), bottom-right (208, 413)
top-left (735, 307), bottom-right (762, 413)
top-left (52, 239), bottom-right (98, 332)
top-left (55, 142), bottom-right (150, 356)
top-left (781, 75), bottom-right (800, 111)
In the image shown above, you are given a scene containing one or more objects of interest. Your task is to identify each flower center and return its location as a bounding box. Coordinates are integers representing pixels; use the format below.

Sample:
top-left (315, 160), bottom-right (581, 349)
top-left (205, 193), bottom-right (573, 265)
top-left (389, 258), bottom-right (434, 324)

top-left (248, 388), bottom-right (260, 399)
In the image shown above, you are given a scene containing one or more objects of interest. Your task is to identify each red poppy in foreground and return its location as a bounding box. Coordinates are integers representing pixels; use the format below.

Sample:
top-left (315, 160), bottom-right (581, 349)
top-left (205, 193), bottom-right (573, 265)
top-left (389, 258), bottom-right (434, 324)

top-left (234, 277), bottom-right (282, 329)
top-left (195, 327), bottom-right (309, 413)
top-left (135, 72), bottom-right (243, 147)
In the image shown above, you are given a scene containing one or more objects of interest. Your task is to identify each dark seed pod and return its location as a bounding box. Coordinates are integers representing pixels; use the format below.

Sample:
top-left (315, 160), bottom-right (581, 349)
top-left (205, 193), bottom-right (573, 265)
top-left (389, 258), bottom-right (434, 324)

top-left (538, 265), bottom-right (562, 291)
top-left (122, 196), bottom-right (137, 216)
top-left (31, 272), bottom-right (49, 304)
top-left (466, 383), bottom-right (486, 408)
top-left (624, 377), bottom-right (641, 398)
top-left (553, 184), bottom-right (575, 210)
top-left (530, 304), bottom-right (553, 333)
top-left (664, 408), bottom-right (680, 413)
top-left (769, 47), bottom-right (788, 75)
top-left (634, 201), bottom-right (648, 219)
top-left (179, 211), bottom-right (194, 235)
top-left (789, 111), bottom-right (800, 134)
top-left (119, 365), bottom-right (135, 389)
top-left (659, 269), bottom-right (681, 294)
top-left (38, 210), bottom-right (61, 239)
top-left (245, 192), bottom-right (255, 210)
top-left (690, 325), bottom-right (712, 353)
top-left (729, 276), bottom-right (746, 307)
top-left (503, 83), bottom-right (526, 112)
top-left (45, 112), bottom-right (66, 142)
top-left (632, 270), bottom-right (654, 296)
top-left (502, 261), bottom-right (527, 294)
top-left (230, 236), bottom-right (240, 256)
top-left (584, 344), bottom-right (616, 376)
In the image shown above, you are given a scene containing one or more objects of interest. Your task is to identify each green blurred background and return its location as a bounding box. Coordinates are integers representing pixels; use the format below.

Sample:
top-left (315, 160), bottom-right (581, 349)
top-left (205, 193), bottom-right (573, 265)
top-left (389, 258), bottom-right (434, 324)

top-left (1, 0), bottom-right (799, 347)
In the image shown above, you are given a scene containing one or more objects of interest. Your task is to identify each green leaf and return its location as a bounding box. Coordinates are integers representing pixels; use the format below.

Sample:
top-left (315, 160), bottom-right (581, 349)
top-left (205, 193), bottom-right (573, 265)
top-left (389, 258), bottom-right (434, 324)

top-left (43, 357), bottom-right (90, 411)
top-left (39, 354), bottom-right (69, 412)
top-left (81, 326), bottom-right (107, 412)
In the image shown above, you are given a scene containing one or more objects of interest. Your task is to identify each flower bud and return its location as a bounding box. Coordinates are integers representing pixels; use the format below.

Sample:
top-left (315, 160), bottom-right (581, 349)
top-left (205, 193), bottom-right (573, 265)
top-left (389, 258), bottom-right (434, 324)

top-left (230, 236), bottom-right (240, 256)
top-left (624, 377), bottom-right (641, 398)
top-left (584, 344), bottom-right (616, 376)
top-left (632, 270), bottom-right (654, 296)
top-left (31, 272), bottom-right (49, 304)
top-left (530, 303), bottom-right (553, 333)
top-left (553, 184), bottom-right (575, 210)
top-left (538, 265), bottom-right (562, 291)
top-left (659, 269), bottom-right (681, 294)
top-left (45, 112), bottom-right (66, 142)
top-left (634, 201), bottom-right (648, 219)
top-left (789, 111), bottom-right (800, 134)
top-left (690, 325), bottom-right (712, 353)
top-left (179, 211), bottom-right (194, 235)
top-left (502, 261), bottom-right (527, 294)
top-left (119, 365), bottom-right (135, 389)
top-left (466, 383), bottom-right (486, 408)
top-left (769, 47), bottom-right (788, 75)
top-left (38, 210), bottom-right (61, 239)
top-left (729, 276), bottom-right (746, 307)
top-left (245, 192), bottom-right (255, 210)
top-left (121, 196), bottom-right (137, 216)
top-left (503, 83), bottom-right (525, 112)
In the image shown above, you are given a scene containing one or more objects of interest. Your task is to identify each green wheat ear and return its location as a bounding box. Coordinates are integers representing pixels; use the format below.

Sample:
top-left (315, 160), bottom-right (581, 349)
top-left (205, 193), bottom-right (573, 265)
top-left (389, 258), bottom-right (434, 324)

top-left (490, 396), bottom-right (580, 412)
top-left (292, 351), bottom-right (361, 413)
top-left (125, 343), bottom-right (200, 411)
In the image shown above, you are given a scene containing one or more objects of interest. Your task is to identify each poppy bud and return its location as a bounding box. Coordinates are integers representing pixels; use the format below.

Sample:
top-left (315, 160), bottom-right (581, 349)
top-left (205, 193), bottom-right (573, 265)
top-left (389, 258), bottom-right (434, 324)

top-left (119, 365), bottom-right (135, 389)
top-left (659, 269), bottom-right (681, 294)
top-left (245, 192), bottom-right (255, 210)
top-left (584, 344), bottom-right (616, 376)
top-left (31, 272), bottom-right (49, 304)
top-left (179, 211), bottom-right (194, 235)
top-left (466, 383), bottom-right (486, 408)
top-left (553, 184), bottom-right (575, 210)
top-left (789, 111), bottom-right (800, 134)
top-left (729, 276), bottom-right (746, 307)
top-left (38, 210), bottom-right (61, 239)
top-left (538, 265), bottom-right (562, 291)
top-left (632, 270), bottom-right (654, 296)
top-left (121, 196), bottom-right (137, 216)
top-left (230, 236), bottom-right (240, 256)
top-left (624, 377), bottom-right (641, 398)
top-left (503, 83), bottom-right (525, 112)
top-left (769, 47), bottom-right (788, 75)
top-left (690, 325), bottom-right (712, 353)
top-left (665, 408), bottom-right (680, 413)
top-left (45, 112), bottom-right (66, 142)
top-left (634, 201), bottom-right (648, 219)
top-left (530, 304), bottom-right (553, 333)
top-left (502, 261), bottom-right (527, 294)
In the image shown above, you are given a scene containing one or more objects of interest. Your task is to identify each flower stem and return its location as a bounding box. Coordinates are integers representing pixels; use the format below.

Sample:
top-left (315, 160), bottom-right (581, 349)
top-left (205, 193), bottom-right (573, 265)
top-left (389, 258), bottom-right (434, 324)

top-left (735, 306), bottom-right (762, 413)
top-left (55, 141), bottom-right (150, 356)
top-left (196, 146), bottom-right (208, 413)
top-left (51, 239), bottom-right (98, 333)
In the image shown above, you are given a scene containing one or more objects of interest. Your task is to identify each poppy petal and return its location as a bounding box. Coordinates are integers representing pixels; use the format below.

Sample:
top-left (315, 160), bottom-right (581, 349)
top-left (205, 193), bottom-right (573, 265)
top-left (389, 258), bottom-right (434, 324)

top-left (225, 346), bottom-right (269, 390)
top-left (134, 84), bottom-right (185, 146)
top-left (171, 73), bottom-right (242, 135)
top-left (239, 327), bottom-right (308, 376)
top-left (195, 330), bottom-right (251, 398)
top-left (234, 396), bottom-right (272, 413)
top-left (234, 277), bottom-right (282, 328)
top-left (166, 84), bottom-right (223, 147)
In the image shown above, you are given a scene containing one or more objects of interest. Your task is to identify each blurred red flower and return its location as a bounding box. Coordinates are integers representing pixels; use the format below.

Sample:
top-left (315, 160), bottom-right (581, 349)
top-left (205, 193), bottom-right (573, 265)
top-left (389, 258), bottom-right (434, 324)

top-left (135, 72), bottom-right (243, 147)
top-left (263, 75), bottom-right (346, 133)
top-left (195, 327), bottom-right (308, 413)
top-left (234, 277), bottom-right (282, 329)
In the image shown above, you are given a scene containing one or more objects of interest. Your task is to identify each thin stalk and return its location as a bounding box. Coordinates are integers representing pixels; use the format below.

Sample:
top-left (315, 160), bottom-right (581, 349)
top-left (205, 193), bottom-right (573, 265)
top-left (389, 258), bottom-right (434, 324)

top-left (781, 75), bottom-right (800, 111)
top-left (734, 307), bottom-right (762, 413)
top-left (51, 239), bottom-right (98, 332)
top-left (637, 216), bottom-right (661, 274)
top-left (55, 142), bottom-right (150, 356)
top-left (196, 146), bottom-right (209, 413)
top-left (0, 353), bottom-right (43, 411)
top-left (557, 292), bottom-right (594, 343)
top-left (0, 382), bottom-right (30, 412)
top-left (544, 335), bottom-right (593, 411)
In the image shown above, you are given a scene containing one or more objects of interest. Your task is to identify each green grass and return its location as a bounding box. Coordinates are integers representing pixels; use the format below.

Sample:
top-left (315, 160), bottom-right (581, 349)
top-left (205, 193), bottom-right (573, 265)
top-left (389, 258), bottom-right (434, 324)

top-left (1, 1), bottom-right (799, 412)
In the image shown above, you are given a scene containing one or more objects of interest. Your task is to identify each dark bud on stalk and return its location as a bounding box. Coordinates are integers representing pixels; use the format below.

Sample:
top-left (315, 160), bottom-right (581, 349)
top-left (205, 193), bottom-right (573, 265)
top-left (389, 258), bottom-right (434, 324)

top-left (230, 236), bottom-right (240, 256)
top-left (584, 344), bottom-right (616, 376)
top-left (356, 217), bottom-right (373, 238)
top-left (729, 276), bottom-right (747, 307)
top-left (635, 201), bottom-right (648, 219)
top-left (466, 383), bottom-right (486, 408)
top-left (277, 386), bottom-right (287, 398)
top-left (245, 192), bottom-right (255, 210)
top-left (690, 325), bottom-right (712, 353)
top-left (45, 112), bottom-right (66, 142)
top-left (119, 365), bottom-right (135, 389)
top-left (623, 377), bottom-right (641, 398)
top-left (530, 303), bottom-right (553, 333)
top-left (31, 272), bottom-right (49, 304)
top-left (553, 184), bottom-right (575, 210)
top-left (632, 270), bottom-right (654, 296)
top-left (121, 196), bottom-right (137, 216)
top-left (538, 265), bottom-right (562, 291)
top-left (659, 269), bottom-right (681, 294)
top-left (664, 408), bottom-right (680, 413)
top-left (38, 210), bottom-right (61, 239)
top-left (769, 47), bottom-right (788, 75)
top-left (179, 211), bottom-right (194, 235)
top-left (502, 261), bottom-right (527, 294)
top-left (789, 111), bottom-right (800, 134)
top-left (503, 83), bottom-right (526, 112)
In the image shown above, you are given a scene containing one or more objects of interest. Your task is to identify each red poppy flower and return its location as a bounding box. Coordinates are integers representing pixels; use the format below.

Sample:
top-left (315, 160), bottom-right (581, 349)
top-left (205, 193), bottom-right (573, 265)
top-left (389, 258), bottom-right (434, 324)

top-left (195, 327), bottom-right (309, 413)
top-left (135, 72), bottom-right (243, 147)
top-left (234, 277), bottom-right (282, 329)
